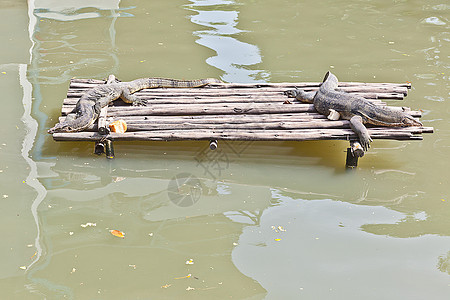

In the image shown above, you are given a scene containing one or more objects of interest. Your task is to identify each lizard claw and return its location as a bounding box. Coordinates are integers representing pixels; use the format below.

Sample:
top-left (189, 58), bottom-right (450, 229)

top-left (359, 134), bottom-right (373, 152)
top-left (132, 99), bottom-right (148, 106)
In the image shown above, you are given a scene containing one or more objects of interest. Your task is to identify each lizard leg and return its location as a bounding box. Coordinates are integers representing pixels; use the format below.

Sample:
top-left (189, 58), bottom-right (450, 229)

top-left (349, 115), bottom-right (372, 151)
top-left (327, 109), bottom-right (340, 120)
top-left (121, 89), bottom-right (147, 106)
top-left (284, 89), bottom-right (315, 103)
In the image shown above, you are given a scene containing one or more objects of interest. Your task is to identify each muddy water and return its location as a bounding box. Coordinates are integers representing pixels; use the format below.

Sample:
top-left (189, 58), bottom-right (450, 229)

top-left (0, 0), bottom-right (449, 299)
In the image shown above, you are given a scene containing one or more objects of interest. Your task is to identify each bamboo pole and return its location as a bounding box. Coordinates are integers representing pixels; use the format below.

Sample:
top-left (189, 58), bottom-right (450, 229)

top-left (61, 97), bottom-right (388, 107)
top-left (62, 120), bottom-right (353, 132)
top-left (97, 106), bottom-right (109, 134)
top-left (52, 127), bottom-right (431, 142)
top-left (68, 79), bottom-right (411, 89)
top-left (60, 103), bottom-right (317, 117)
top-left (62, 92), bottom-right (405, 106)
top-left (59, 113), bottom-right (327, 123)
top-left (66, 86), bottom-right (408, 96)
top-left (59, 105), bottom-right (423, 118)
top-left (59, 111), bottom-right (424, 126)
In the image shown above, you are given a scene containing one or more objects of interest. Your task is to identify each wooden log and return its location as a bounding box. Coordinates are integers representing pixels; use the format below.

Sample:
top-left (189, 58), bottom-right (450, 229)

top-left (58, 118), bottom-right (337, 132)
top-left (61, 103), bottom-right (317, 117)
top-left (346, 147), bottom-right (359, 169)
top-left (123, 120), bottom-right (351, 131)
top-left (105, 139), bottom-right (115, 159)
top-left (52, 127), bottom-right (427, 142)
top-left (96, 75), bottom-right (115, 134)
top-left (94, 141), bottom-right (106, 155)
top-left (209, 140), bottom-right (218, 150)
top-left (59, 111), bottom-right (425, 127)
top-left (69, 120), bottom-right (353, 132)
top-left (68, 79), bottom-right (411, 89)
top-left (350, 141), bottom-right (365, 158)
top-left (118, 114), bottom-right (327, 122)
top-left (66, 86), bottom-right (408, 96)
top-left (61, 99), bottom-right (389, 114)
top-left (61, 97), bottom-right (389, 107)
top-left (346, 141), bottom-right (365, 169)
top-left (60, 104), bottom-right (423, 119)
top-left (59, 113), bottom-right (327, 124)
top-left (62, 92), bottom-right (405, 106)
top-left (203, 82), bottom-right (412, 90)
top-left (97, 106), bottom-right (109, 134)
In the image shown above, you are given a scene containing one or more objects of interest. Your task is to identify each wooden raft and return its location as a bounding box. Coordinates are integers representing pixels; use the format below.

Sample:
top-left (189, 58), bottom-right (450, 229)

top-left (52, 77), bottom-right (433, 166)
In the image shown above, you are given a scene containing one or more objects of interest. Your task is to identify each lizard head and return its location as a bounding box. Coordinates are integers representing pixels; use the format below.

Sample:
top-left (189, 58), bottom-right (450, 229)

top-left (48, 122), bottom-right (76, 133)
top-left (401, 115), bottom-right (422, 127)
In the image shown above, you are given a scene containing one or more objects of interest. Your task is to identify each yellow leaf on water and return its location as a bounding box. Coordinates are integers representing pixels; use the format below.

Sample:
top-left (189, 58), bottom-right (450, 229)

top-left (110, 229), bottom-right (125, 238)
top-left (174, 274), bottom-right (192, 280)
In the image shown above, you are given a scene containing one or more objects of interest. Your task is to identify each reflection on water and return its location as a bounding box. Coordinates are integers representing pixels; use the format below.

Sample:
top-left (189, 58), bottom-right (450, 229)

top-left (233, 192), bottom-right (450, 299)
top-left (29, 0), bottom-right (123, 84)
top-left (187, 0), bottom-right (269, 82)
top-left (32, 0), bottom-right (132, 21)
top-left (437, 251), bottom-right (450, 275)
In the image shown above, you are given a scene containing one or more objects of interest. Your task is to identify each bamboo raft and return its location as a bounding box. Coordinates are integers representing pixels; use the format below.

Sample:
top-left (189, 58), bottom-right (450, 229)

top-left (51, 77), bottom-right (433, 167)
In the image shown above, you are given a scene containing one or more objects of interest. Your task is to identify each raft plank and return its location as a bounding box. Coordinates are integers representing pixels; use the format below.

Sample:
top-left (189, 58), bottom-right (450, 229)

top-left (52, 127), bottom-right (430, 142)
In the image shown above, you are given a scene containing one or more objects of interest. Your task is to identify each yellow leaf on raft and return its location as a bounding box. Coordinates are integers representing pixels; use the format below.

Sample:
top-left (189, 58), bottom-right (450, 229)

top-left (109, 120), bottom-right (127, 133)
top-left (110, 229), bottom-right (125, 238)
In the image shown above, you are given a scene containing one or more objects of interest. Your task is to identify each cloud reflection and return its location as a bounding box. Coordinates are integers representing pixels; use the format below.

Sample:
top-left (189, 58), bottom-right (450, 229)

top-left (187, 0), bottom-right (270, 82)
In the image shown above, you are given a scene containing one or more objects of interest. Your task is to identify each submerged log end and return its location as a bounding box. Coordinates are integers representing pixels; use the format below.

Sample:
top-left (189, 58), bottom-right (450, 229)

top-left (209, 139), bottom-right (218, 150)
top-left (105, 139), bottom-right (115, 159)
top-left (350, 141), bottom-right (365, 158)
top-left (346, 141), bottom-right (364, 169)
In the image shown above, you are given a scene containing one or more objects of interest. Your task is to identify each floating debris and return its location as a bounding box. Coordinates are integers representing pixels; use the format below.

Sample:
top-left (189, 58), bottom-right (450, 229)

top-left (110, 229), bottom-right (125, 238)
top-left (271, 225), bottom-right (286, 233)
top-left (175, 274), bottom-right (192, 280)
top-left (80, 222), bottom-right (96, 228)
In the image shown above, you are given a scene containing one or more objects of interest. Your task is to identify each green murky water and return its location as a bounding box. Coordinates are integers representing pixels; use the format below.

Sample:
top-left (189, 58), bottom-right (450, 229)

top-left (0, 0), bottom-right (449, 299)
